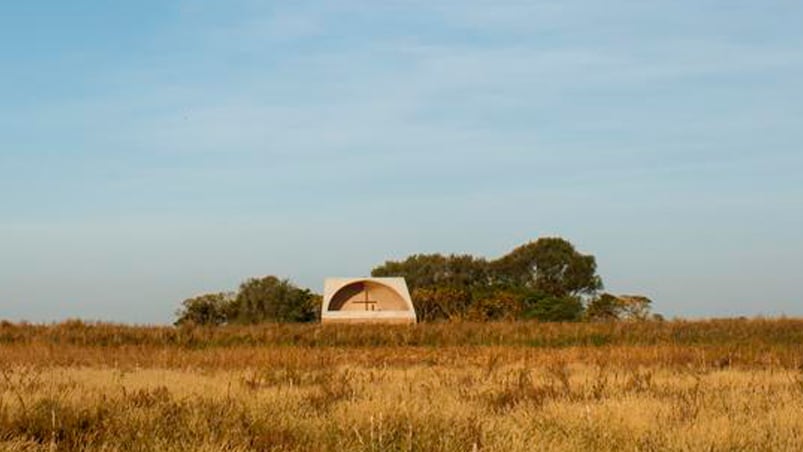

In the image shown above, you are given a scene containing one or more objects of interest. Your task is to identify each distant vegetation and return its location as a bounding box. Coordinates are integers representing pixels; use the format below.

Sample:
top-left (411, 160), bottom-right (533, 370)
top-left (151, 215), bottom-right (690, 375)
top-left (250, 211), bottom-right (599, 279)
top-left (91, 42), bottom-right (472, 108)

top-left (175, 277), bottom-right (320, 326)
top-left (175, 237), bottom-right (656, 326)
top-left (1, 318), bottom-right (801, 350)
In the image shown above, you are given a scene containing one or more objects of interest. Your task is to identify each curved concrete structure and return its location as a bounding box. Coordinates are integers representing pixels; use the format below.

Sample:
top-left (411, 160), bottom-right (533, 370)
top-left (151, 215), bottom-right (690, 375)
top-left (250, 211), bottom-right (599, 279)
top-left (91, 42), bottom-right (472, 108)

top-left (322, 277), bottom-right (417, 324)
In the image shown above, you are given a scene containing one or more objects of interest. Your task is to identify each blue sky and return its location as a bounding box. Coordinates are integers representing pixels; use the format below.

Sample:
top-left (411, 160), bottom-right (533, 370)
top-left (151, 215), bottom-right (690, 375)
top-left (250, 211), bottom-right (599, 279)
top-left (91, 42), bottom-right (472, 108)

top-left (1, 1), bottom-right (802, 323)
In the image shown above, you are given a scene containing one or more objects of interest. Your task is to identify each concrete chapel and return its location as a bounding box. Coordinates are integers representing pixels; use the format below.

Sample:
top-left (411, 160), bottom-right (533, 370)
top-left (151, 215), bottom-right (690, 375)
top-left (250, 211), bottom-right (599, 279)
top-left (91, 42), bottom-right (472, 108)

top-left (321, 277), bottom-right (417, 324)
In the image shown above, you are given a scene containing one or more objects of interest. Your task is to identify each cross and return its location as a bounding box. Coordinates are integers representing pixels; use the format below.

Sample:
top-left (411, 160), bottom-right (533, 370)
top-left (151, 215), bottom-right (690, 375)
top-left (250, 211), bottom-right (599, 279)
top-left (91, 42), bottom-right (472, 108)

top-left (352, 286), bottom-right (378, 311)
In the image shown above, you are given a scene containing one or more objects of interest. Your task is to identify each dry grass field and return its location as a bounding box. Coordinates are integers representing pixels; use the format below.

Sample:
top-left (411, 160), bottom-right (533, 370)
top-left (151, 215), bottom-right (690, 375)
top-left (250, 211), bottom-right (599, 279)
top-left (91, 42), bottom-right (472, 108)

top-left (1, 319), bottom-right (803, 451)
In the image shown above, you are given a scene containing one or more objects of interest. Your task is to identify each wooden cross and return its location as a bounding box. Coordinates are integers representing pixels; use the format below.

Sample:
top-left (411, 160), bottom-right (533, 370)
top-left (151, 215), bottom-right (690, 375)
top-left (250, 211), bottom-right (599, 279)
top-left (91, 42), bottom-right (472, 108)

top-left (352, 286), bottom-right (378, 311)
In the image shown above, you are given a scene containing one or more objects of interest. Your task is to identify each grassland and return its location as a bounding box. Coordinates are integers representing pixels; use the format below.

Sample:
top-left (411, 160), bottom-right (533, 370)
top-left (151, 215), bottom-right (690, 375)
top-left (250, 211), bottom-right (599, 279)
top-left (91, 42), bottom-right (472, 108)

top-left (1, 319), bottom-right (802, 450)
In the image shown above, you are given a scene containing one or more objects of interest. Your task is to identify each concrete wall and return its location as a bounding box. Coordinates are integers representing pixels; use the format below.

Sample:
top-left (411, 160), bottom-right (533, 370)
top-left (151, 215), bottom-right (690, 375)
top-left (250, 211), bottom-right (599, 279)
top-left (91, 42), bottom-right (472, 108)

top-left (321, 277), bottom-right (417, 324)
top-left (329, 281), bottom-right (408, 312)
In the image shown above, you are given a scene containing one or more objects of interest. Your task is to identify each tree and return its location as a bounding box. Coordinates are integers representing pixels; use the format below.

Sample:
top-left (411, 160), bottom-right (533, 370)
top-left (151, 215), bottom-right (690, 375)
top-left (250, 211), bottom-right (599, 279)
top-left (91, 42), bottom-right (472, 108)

top-left (306, 293), bottom-right (323, 322)
top-left (371, 254), bottom-right (489, 292)
top-left (521, 294), bottom-right (584, 322)
top-left (585, 293), bottom-right (654, 322)
top-left (229, 276), bottom-right (317, 323)
top-left (617, 295), bottom-right (653, 321)
top-left (491, 237), bottom-right (602, 298)
top-left (411, 287), bottom-right (472, 322)
top-left (370, 237), bottom-right (605, 322)
top-left (585, 293), bottom-right (622, 322)
top-left (467, 290), bottom-right (523, 321)
top-left (174, 292), bottom-right (233, 326)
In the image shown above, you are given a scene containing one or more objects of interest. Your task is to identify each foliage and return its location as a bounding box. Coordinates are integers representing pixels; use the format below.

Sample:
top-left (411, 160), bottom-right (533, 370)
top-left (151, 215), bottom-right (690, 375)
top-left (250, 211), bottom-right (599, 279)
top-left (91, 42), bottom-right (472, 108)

top-left (585, 293), bottom-right (623, 322)
top-left (586, 293), bottom-right (653, 322)
top-left (521, 295), bottom-right (584, 322)
top-left (174, 292), bottom-right (233, 326)
top-left (411, 287), bottom-right (472, 322)
top-left (174, 236), bottom-right (649, 324)
top-left (617, 295), bottom-right (653, 320)
top-left (306, 293), bottom-right (323, 322)
top-left (372, 253), bottom-right (489, 292)
top-left (466, 289), bottom-right (523, 321)
top-left (372, 237), bottom-right (605, 322)
top-left (3, 318), bottom-right (803, 350)
top-left (230, 276), bottom-right (317, 323)
top-left (490, 237), bottom-right (602, 297)
top-left (174, 277), bottom-right (319, 326)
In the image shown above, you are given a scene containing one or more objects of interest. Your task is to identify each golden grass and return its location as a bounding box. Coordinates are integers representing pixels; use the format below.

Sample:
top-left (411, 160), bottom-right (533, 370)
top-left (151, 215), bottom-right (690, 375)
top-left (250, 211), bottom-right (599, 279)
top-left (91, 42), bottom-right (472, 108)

top-left (1, 319), bottom-right (803, 450)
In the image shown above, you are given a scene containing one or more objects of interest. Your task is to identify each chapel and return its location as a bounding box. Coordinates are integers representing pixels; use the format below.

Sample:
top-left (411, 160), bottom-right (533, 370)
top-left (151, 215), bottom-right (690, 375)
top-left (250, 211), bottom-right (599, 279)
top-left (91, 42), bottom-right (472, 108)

top-left (321, 277), bottom-right (417, 324)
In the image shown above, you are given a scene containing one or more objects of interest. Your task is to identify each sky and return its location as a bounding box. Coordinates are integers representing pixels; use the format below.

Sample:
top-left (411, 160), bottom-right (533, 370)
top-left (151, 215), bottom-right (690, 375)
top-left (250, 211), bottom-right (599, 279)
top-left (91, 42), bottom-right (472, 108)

top-left (1, 1), bottom-right (802, 324)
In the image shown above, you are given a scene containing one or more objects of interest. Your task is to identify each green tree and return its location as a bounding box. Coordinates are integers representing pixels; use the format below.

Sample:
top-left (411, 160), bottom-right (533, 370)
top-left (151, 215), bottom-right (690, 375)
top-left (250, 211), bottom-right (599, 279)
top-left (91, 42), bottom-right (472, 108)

top-left (585, 293), bottom-right (622, 322)
top-left (229, 276), bottom-right (317, 323)
top-left (371, 237), bottom-right (605, 322)
top-left (491, 237), bottom-right (602, 298)
top-left (585, 293), bottom-right (654, 322)
top-left (521, 294), bottom-right (584, 322)
top-left (371, 254), bottom-right (489, 292)
top-left (174, 292), bottom-right (233, 326)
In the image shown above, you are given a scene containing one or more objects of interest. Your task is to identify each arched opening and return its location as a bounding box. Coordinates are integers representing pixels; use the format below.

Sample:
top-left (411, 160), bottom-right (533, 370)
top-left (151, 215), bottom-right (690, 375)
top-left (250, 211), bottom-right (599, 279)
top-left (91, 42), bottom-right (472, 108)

top-left (328, 280), bottom-right (409, 312)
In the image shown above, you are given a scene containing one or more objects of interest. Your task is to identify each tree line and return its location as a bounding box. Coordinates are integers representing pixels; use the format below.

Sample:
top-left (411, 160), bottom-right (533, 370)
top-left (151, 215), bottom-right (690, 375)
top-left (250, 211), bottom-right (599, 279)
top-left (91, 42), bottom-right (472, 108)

top-left (175, 237), bottom-right (656, 325)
